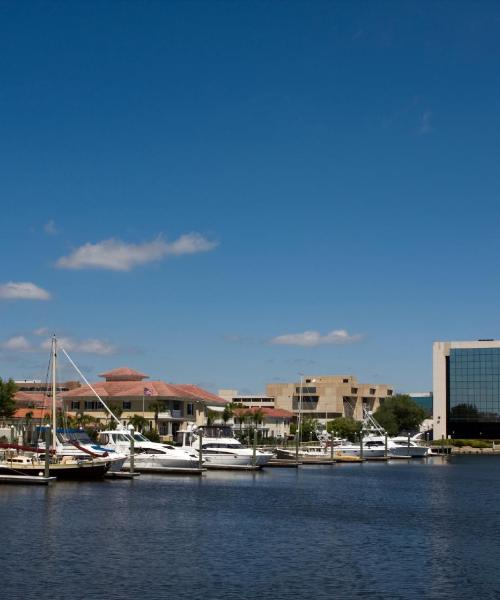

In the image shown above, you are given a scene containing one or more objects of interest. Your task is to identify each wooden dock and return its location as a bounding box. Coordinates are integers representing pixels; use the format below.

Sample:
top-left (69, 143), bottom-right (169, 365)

top-left (0, 474), bottom-right (56, 485)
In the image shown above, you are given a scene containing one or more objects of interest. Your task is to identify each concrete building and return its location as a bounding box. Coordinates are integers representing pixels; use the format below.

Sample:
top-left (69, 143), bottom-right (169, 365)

top-left (62, 367), bottom-right (226, 440)
top-left (266, 375), bottom-right (394, 424)
top-left (218, 389), bottom-right (275, 408)
top-left (433, 340), bottom-right (500, 439)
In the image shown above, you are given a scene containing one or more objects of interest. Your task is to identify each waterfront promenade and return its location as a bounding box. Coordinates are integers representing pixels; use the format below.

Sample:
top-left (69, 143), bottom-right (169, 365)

top-left (1, 455), bottom-right (499, 600)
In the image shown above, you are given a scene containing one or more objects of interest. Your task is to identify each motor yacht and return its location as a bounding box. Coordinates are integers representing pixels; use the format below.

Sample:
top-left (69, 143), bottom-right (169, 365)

top-left (97, 429), bottom-right (200, 469)
top-left (179, 425), bottom-right (274, 467)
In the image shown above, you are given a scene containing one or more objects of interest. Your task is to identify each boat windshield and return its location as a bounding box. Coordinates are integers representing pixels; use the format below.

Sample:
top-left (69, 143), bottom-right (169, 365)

top-left (112, 433), bottom-right (132, 443)
top-left (58, 430), bottom-right (92, 444)
top-left (133, 433), bottom-right (149, 442)
top-left (198, 426), bottom-right (234, 438)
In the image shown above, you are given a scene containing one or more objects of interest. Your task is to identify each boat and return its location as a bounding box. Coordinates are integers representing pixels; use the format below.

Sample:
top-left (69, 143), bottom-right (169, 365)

top-left (37, 428), bottom-right (127, 472)
top-left (390, 436), bottom-right (429, 457)
top-left (97, 429), bottom-right (200, 469)
top-left (180, 424), bottom-right (274, 467)
top-left (0, 336), bottom-right (113, 480)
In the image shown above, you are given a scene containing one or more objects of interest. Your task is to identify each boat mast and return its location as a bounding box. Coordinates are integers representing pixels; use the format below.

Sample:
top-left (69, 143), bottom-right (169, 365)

top-left (51, 335), bottom-right (57, 449)
top-left (297, 373), bottom-right (304, 447)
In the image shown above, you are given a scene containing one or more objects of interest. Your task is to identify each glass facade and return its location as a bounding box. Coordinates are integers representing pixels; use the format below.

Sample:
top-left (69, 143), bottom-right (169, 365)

top-left (448, 348), bottom-right (500, 438)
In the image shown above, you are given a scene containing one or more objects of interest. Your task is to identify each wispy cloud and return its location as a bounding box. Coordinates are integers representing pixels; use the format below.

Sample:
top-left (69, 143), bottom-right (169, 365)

top-left (270, 329), bottom-right (363, 347)
top-left (56, 233), bottom-right (218, 271)
top-left (33, 327), bottom-right (49, 336)
top-left (1, 335), bottom-right (33, 352)
top-left (40, 337), bottom-right (116, 355)
top-left (0, 282), bottom-right (51, 300)
top-left (419, 111), bottom-right (432, 135)
top-left (44, 220), bottom-right (58, 235)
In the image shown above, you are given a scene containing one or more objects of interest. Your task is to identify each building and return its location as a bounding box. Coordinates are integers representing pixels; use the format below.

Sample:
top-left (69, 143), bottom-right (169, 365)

top-left (433, 340), bottom-right (500, 439)
top-left (218, 389), bottom-right (275, 408)
top-left (266, 375), bottom-right (394, 424)
top-left (62, 367), bottom-right (226, 440)
top-left (409, 392), bottom-right (433, 416)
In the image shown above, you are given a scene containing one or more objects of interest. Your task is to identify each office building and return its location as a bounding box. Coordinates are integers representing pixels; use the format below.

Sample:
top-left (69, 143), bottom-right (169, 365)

top-left (433, 340), bottom-right (500, 439)
top-left (266, 375), bottom-right (394, 424)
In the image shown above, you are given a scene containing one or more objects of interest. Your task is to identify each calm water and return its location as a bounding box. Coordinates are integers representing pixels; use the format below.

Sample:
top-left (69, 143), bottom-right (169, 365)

top-left (1, 456), bottom-right (500, 600)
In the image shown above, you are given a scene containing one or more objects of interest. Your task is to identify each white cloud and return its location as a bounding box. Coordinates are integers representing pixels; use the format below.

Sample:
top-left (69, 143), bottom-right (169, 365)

top-left (270, 329), bottom-right (363, 347)
top-left (419, 111), bottom-right (432, 135)
top-left (34, 327), bottom-right (49, 336)
top-left (55, 233), bottom-right (218, 271)
top-left (2, 336), bottom-right (33, 352)
top-left (44, 220), bottom-right (58, 235)
top-left (40, 337), bottom-right (116, 355)
top-left (0, 282), bottom-right (51, 300)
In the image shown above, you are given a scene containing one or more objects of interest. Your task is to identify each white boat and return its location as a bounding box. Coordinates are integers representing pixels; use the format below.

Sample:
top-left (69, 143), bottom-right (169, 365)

top-left (390, 436), bottom-right (429, 457)
top-left (180, 425), bottom-right (274, 467)
top-left (48, 428), bottom-right (127, 472)
top-left (97, 429), bottom-right (200, 469)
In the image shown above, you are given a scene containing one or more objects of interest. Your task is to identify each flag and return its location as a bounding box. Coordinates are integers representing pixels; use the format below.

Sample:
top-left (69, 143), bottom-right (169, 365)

top-left (143, 387), bottom-right (153, 396)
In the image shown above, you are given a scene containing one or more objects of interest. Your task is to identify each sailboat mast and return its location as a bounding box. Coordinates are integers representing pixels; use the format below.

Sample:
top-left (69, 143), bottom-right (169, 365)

top-left (51, 336), bottom-right (57, 449)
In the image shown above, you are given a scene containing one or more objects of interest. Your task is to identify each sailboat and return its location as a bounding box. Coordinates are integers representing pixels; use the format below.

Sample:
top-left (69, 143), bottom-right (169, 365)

top-left (0, 336), bottom-right (113, 480)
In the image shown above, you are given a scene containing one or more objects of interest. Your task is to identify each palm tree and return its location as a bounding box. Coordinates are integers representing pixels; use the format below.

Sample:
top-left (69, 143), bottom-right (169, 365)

top-left (128, 414), bottom-right (149, 433)
top-left (149, 400), bottom-right (166, 433)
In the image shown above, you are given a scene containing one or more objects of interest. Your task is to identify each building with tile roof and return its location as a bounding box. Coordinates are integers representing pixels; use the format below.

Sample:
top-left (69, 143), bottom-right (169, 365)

top-left (62, 367), bottom-right (226, 439)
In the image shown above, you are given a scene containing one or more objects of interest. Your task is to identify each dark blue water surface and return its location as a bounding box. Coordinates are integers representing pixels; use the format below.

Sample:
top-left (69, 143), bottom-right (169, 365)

top-left (1, 456), bottom-right (500, 600)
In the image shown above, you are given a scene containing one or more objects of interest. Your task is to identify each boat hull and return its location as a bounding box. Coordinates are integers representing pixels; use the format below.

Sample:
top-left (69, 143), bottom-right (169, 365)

top-left (0, 461), bottom-right (111, 480)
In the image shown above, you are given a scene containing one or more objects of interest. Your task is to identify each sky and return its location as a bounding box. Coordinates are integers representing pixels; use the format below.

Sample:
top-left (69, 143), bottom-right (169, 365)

top-left (1, 1), bottom-right (500, 394)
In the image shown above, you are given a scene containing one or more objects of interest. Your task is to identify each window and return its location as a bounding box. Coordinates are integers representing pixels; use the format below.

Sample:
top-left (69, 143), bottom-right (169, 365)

top-left (351, 387), bottom-right (358, 394)
top-left (84, 401), bottom-right (100, 410)
top-left (343, 379), bottom-right (349, 383)
top-left (387, 390), bottom-right (393, 396)
top-left (369, 388), bottom-right (376, 395)
top-left (123, 401), bottom-right (131, 410)
top-left (173, 401), bottom-right (181, 410)
top-left (71, 401), bottom-right (80, 410)
top-left (187, 403), bottom-right (194, 416)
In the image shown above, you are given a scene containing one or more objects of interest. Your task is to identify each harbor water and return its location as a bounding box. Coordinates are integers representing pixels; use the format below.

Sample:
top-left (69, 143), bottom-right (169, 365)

top-left (1, 456), bottom-right (500, 600)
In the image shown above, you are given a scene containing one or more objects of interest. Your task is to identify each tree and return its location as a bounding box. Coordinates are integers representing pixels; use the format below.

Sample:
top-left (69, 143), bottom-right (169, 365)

top-left (0, 378), bottom-right (17, 418)
top-left (148, 400), bottom-right (166, 432)
top-left (373, 394), bottom-right (426, 436)
top-left (222, 404), bottom-right (234, 424)
top-left (128, 414), bottom-right (149, 432)
top-left (326, 417), bottom-right (362, 442)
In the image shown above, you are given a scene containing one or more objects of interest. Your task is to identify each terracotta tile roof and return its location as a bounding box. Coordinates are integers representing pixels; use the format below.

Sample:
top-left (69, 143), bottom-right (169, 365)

top-left (14, 391), bottom-right (49, 405)
top-left (13, 408), bottom-right (51, 419)
top-left (98, 367), bottom-right (149, 381)
top-left (61, 380), bottom-right (226, 403)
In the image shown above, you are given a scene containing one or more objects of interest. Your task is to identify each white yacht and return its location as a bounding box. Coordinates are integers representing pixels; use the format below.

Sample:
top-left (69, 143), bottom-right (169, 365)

top-left (53, 428), bottom-right (127, 472)
top-left (97, 429), bottom-right (200, 469)
top-left (180, 425), bottom-right (274, 467)
top-left (390, 436), bottom-right (429, 457)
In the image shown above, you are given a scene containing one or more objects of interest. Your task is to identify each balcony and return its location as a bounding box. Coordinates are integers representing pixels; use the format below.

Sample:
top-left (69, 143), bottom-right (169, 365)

top-left (157, 410), bottom-right (183, 419)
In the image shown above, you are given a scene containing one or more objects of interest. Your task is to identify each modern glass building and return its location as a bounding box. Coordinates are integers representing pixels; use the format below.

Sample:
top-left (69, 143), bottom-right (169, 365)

top-left (433, 341), bottom-right (500, 439)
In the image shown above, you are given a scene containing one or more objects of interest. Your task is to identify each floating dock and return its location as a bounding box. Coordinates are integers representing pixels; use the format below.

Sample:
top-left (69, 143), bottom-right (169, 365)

top-left (266, 459), bottom-right (301, 468)
top-left (0, 474), bottom-right (56, 485)
top-left (122, 466), bottom-right (204, 476)
top-left (204, 464), bottom-right (261, 471)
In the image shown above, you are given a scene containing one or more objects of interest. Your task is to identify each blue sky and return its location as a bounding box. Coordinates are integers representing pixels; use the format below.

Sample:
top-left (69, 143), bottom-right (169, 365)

top-left (1, 1), bottom-right (500, 393)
